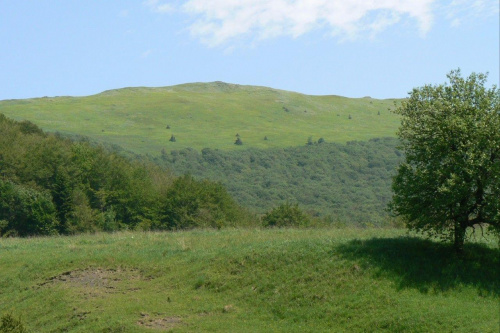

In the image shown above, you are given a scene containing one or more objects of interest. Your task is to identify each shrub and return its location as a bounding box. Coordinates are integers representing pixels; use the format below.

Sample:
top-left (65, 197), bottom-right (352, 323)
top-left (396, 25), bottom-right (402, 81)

top-left (159, 175), bottom-right (247, 230)
top-left (262, 202), bottom-right (310, 228)
top-left (0, 313), bottom-right (28, 333)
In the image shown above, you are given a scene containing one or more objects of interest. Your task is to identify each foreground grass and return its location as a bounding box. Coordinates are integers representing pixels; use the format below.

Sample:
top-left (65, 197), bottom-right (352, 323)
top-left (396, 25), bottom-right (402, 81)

top-left (1, 228), bottom-right (498, 332)
top-left (0, 82), bottom-right (399, 154)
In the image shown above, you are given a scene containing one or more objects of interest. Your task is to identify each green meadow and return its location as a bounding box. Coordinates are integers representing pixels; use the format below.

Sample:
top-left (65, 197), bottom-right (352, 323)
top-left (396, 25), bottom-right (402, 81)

top-left (0, 82), bottom-right (399, 154)
top-left (1, 83), bottom-right (498, 333)
top-left (1, 228), bottom-right (498, 332)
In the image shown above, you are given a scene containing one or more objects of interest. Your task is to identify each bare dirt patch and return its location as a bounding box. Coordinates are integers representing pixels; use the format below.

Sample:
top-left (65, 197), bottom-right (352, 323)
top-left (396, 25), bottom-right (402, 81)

top-left (38, 267), bottom-right (145, 297)
top-left (137, 312), bottom-right (183, 331)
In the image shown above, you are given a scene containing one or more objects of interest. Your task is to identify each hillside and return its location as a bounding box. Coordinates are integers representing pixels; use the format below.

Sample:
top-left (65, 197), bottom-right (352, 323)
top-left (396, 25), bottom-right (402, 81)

top-left (1, 229), bottom-right (498, 332)
top-left (0, 82), bottom-right (400, 155)
top-left (155, 137), bottom-right (403, 224)
top-left (0, 114), bottom-right (253, 237)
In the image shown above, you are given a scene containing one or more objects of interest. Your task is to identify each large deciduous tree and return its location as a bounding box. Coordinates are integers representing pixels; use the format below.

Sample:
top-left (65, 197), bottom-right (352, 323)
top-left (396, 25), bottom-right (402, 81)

top-left (389, 70), bottom-right (500, 252)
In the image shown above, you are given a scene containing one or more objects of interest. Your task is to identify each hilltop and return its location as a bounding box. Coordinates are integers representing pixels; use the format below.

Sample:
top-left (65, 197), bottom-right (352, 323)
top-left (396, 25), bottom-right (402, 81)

top-left (0, 82), bottom-right (399, 155)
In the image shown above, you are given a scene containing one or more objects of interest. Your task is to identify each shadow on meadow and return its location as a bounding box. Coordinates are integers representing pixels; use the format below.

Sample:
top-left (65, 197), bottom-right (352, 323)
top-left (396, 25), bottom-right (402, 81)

top-left (336, 236), bottom-right (499, 296)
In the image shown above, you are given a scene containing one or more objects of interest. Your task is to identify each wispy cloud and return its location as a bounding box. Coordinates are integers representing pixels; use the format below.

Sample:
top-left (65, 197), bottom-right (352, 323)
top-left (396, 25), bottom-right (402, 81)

top-left (142, 49), bottom-right (154, 58)
top-left (145, 0), bottom-right (499, 47)
top-left (118, 9), bottom-right (129, 18)
top-left (181, 0), bottom-right (435, 46)
top-left (443, 0), bottom-right (499, 27)
top-left (144, 0), bottom-right (175, 13)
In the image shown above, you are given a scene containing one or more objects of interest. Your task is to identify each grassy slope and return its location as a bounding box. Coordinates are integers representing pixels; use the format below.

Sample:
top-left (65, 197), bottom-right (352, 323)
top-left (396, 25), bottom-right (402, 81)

top-left (1, 228), bottom-right (498, 332)
top-left (0, 82), bottom-right (399, 155)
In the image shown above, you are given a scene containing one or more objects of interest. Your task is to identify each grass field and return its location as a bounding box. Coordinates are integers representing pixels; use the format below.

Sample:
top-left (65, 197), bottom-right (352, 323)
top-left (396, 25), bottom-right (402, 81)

top-left (0, 82), bottom-right (400, 155)
top-left (1, 228), bottom-right (498, 332)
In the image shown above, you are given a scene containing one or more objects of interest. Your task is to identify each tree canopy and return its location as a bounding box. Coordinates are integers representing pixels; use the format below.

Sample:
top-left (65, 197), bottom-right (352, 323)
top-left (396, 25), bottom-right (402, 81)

top-left (389, 70), bottom-right (500, 252)
top-left (0, 114), bottom-right (251, 236)
top-left (157, 137), bottom-right (403, 226)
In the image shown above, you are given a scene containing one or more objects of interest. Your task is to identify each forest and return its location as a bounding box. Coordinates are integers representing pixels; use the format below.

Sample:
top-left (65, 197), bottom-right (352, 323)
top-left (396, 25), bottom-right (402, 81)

top-left (0, 113), bottom-right (404, 237)
top-left (0, 114), bottom-right (251, 236)
top-left (156, 137), bottom-right (403, 225)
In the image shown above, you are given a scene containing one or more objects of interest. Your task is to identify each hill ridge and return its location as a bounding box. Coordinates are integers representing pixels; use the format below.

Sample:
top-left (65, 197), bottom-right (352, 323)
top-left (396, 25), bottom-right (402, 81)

top-left (0, 82), bottom-right (401, 154)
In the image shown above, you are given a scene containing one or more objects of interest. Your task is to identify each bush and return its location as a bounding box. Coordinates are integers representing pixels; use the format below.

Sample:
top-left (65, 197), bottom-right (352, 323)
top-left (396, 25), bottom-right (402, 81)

top-left (159, 175), bottom-right (247, 230)
top-left (262, 202), bottom-right (310, 228)
top-left (0, 313), bottom-right (28, 333)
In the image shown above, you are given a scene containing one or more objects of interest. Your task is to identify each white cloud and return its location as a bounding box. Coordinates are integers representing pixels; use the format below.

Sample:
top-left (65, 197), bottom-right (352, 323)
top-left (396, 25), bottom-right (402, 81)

top-left (144, 0), bottom-right (175, 13)
top-left (443, 0), bottom-right (499, 27)
top-left (119, 9), bottom-right (129, 18)
top-left (181, 0), bottom-right (435, 46)
top-left (144, 0), bottom-right (499, 46)
top-left (142, 49), bottom-right (153, 58)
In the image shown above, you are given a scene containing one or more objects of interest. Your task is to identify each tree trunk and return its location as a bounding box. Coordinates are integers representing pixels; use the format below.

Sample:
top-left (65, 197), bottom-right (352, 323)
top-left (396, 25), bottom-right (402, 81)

top-left (453, 221), bottom-right (466, 254)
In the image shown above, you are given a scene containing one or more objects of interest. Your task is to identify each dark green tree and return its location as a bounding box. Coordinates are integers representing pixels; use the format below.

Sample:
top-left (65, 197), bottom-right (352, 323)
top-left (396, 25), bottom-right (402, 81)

top-left (159, 174), bottom-right (245, 230)
top-left (262, 202), bottom-right (310, 228)
top-left (0, 180), bottom-right (59, 236)
top-left (389, 70), bottom-right (500, 252)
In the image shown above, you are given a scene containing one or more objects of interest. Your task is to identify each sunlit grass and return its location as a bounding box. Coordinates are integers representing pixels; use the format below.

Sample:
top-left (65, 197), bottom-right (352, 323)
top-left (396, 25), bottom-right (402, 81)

top-left (0, 83), bottom-right (400, 155)
top-left (1, 228), bottom-right (498, 332)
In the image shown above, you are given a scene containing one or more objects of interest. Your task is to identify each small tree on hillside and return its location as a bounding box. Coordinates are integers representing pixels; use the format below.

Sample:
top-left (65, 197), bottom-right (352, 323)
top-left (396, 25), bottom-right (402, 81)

top-left (389, 70), bottom-right (500, 253)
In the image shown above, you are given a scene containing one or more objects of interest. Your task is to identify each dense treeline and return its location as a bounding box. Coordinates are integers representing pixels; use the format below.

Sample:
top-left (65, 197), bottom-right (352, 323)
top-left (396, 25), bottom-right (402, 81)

top-left (156, 138), bottom-right (403, 226)
top-left (0, 114), bottom-right (250, 236)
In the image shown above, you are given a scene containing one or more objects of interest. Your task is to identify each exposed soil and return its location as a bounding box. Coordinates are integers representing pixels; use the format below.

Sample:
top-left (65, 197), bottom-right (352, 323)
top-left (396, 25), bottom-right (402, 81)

top-left (37, 267), bottom-right (146, 297)
top-left (137, 312), bottom-right (183, 331)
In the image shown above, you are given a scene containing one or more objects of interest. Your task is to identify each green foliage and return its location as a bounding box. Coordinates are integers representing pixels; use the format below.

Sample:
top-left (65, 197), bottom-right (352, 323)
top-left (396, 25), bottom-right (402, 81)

top-left (159, 175), bottom-right (249, 230)
top-left (390, 70), bottom-right (500, 251)
top-left (0, 180), bottom-right (58, 237)
top-left (0, 313), bottom-right (27, 333)
top-left (0, 114), bottom-right (251, 236)
top-left (157, 137), bottom-right (403, 226)
top-left (262, 202), bottom-right (310, 227)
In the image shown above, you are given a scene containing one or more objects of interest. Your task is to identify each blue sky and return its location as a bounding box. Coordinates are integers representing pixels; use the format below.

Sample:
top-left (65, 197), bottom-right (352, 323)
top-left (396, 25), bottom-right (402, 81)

top-left (1, 0), bottom-right (498, 100)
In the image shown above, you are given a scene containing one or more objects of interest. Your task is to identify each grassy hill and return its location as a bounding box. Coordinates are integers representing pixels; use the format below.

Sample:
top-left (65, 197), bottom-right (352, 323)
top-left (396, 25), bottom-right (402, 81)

top-left (1, 228), bottom-right (498, 332)
top-left (0, 82), bottom-right (400, 155)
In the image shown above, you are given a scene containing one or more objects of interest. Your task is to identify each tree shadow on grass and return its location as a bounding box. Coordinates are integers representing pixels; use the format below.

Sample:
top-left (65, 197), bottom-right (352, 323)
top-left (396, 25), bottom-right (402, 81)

top-left (336, 237), bottom-right (499, 296)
